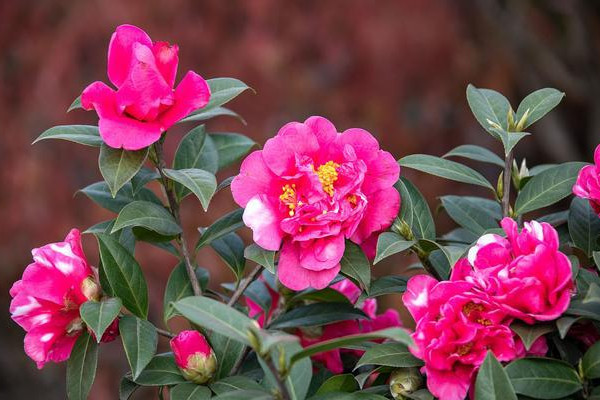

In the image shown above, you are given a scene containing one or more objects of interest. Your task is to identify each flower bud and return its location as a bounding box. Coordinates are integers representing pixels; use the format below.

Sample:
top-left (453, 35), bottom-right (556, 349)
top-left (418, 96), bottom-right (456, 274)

top-left (389, 368), bottom-right (423, 399)
top-left (170, 330), bottom-right (217, 384)
top-left (81, 276), bottom-right (101, 301)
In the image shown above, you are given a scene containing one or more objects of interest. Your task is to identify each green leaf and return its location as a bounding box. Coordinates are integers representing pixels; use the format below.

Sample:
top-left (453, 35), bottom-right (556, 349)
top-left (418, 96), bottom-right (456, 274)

top-left (210, 133), bottom-right (256, 170)
top-left (119, 315), bottom-right (158, 380)
top-left (196, 208), bottom-right (244, 249)
top-left (170, 383), bottom-right (212, 400)
top-left (505, 358), bottom-right (582, 399)
top-left (131, 167), bottom-right (159, 195)
top-left (119, 377), bottom-right (139, 400)
top-left (173, 126), bottom-right (219, 196)
top-left (180, 106), bottom-right (245, 124)
top-left (316, 374), bottom-right (358, 394)
top-left (395, 178), bottom-right (435, 240)
top-left (66, 332), bottom-right (99, 400)
top-left (33, 125), bottom-right (102, 147)
top-left (260, 341), bottom-right (312, 400)
top-left (355, 343), bottom-right (423, 369)
top-left (210, 376), bottom-right (264, 394)
top-left (466, 84), bottom-right (511, 132)
top-left (582, 341), bottom-right (600, 379)
top-left (113, 201), bottom-right (181, 236)
top-left (340, 241), bottom-right (371, 292)
top-left (79, 181), bottom-right (162, 214)
top-left (209, 331), bottom-right (246, 379)
top-left (474, 351), bottom-right (517, 400)
top-left (568, 197), bottom-right (600, 256)
top-left (368, 276), bottom-right (408, 297)
top-left (515, 162), bottom-right (587, 215)
top-left (489, 128), bottom-right (530, 156)
top-left (95, 233), bottom-right (148, 318)
top-left (79, 298), bottom-right (122, 343)
top-left (244, 244), bottom-right (276, 273)
top-left (134, 354), bottom-right (186, 386)
top-left (99, 143), bottom-right (149, 197)
top-left (269, 302), bottom-right (367, 329)
top-left (374, 232), bottom-right (414, 264)
top-left (210, 233), bottom-right (246, 280)
top-left (189, 78), bottom-right (252, 115)
top-left (441, 196), bottom-right (502, 235)
top-left (399, 154), bottom-right (493, 190)
top-left (443, 144), bottom-right (504, 167)
top-left (291, 328), bottom-right (413, 365)
top-left (164, 262), bottom-right (197, 324)
top-left (164, 168), bottom-right (217, 211)
top-left (516, 88), bottom-right (565, 129)
top-left (174, 296), bottom-right (255, 345)
top-left (67, 96), bottom-right (82, 112)
top-left (510, 322), bottom-right (554, 351)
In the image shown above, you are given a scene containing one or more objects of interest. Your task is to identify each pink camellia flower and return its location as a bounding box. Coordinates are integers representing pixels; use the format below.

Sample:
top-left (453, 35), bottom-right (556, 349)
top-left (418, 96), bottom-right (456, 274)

top-left (299, 279), bottom-right (401, 373)
top-left (514, 335), bottom-right (548, 358)
top-left (403, 275), bottom-right (517, 400)
top-left (81, 24), bottom-right (210, 150)
top-left (246, 277), bottom-right (281, 328)
top-left (573, 144), bottom-right (600, 214)
top-left (452, 217), bottom-right (573, 323)
top-left (231, 116), bottom-right (400, 290)
top-left (9, 229), bottom-right (101, 369)
top-left (170, 330), bottom-right (217, 384)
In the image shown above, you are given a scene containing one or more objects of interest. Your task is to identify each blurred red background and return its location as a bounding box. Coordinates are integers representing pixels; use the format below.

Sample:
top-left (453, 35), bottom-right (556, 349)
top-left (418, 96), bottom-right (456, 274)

top-left (2, 0), bottom-right (599, 397)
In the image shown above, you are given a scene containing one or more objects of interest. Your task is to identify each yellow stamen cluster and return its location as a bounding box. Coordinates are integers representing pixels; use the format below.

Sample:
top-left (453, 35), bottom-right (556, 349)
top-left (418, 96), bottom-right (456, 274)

top-left (316, 161), bottom-right (340, 196)
top-left (457, 343), bottom-right (473, 356)
top-left (347, 194), bottom-right (358, 207)
top-left (279, 184), bottom-right (297, 216)
top-left (462, 302), bottom-right (484, 316)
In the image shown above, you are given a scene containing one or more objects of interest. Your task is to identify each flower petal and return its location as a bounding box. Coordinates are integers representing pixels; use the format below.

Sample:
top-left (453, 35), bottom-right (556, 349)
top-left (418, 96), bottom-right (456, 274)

top-left (158, 71), bottom-right (210, 129)
top-left (242, 195), bottom-right (284, 251)
top-left (108, 24), bottom-right (153, 87)
top-left (278, 241), bottom-right (340, 290)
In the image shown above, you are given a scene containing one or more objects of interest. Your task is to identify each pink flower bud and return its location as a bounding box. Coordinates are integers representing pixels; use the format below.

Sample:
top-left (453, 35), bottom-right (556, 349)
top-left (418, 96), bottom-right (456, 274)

top-left (170, 330), bottom-right (217, 384)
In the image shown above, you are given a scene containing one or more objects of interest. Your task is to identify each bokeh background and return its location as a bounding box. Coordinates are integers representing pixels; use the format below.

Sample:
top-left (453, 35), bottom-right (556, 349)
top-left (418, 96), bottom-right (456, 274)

top-left (2, 0), bottom-right (600, 398)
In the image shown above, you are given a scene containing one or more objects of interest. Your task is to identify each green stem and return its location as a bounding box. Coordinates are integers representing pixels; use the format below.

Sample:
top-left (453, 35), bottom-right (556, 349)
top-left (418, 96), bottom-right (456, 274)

top-left (502, 149), bottom-right (514, 218)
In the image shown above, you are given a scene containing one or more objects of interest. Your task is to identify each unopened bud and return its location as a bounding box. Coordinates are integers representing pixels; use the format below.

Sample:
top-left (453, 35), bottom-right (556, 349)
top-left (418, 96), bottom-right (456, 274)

top-left (515, 108), bottom-right (530, 132)
top-left (496, 172), bottom-right (504, 201)
top-left (389, 368), bottom-right (423, 399)
top-left (81, 276), bottom-right (101, 301)
top-left (392, 218), bottom-right (414, 240)
top-left (507, 108), bottom-right (516, 131)
top-left (170, 330), bottom-right (217, 384)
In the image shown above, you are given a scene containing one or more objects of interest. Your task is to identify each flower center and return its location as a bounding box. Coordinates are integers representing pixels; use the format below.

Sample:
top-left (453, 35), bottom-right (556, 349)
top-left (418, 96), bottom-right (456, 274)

top-left (315, 161), bottom-right (340, 196)
top-left (462, 301), bottom-right (484, 316)
top-left (279, 184), bottom-right (297, 216)
top-left (457, 343), bottom-right (473, 356)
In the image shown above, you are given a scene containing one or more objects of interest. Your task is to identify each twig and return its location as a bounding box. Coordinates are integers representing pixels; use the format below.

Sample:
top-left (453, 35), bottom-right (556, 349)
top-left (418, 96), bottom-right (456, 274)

top-left (156, 327), bottom-right (175, 339)
top-left (227, 265), bottom-right (264, 306)
top-left (263, 356), bottom-right (291, 400)
top-left (152, 138), bottom-right (202, 297)
top-left (502, 150), bottom-right (514, 218)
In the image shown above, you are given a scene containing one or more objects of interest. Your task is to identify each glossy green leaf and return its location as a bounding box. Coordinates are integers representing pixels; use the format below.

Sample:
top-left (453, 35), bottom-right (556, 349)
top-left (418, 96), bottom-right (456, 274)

top-left (66, 332), bottom-right (98, 400)
top-left (99, 144), bottom-right (149, 197)
top-left (196, 208), bottom-right (244, 249)
top-left (180, 106), bottom-right (245, 124)
top-left (210, 375), bottom-right (264, 394)
top-left (368, 276), bottom-right (408, 297)
top-left (443, 144), bottom-right (504, 167)
top-left (79, 298), bottom-right (122, 343)
top-left (164, 168), bottom-right (217, 210)
top-left (474, 351), bottom-right (517, 400)
top-left (582, 341), bottom-right (600, 379)
top-left (355, 343), bottom-right (423, 369)
top-left (516, 88), bottom-right (565, 129)
top-left (374, 232), bottom-right (414, 264)
top-left (316, 374), bottom-right (358, 394)
top-left (113, 201), bottom-right (181, 236)
top-left (173, 126), bottom-right (219, 195)
top-left (67, 96), bottom-right (82, 112)
top-left (130, 167), bottom-right (159, 195)
top-left (466, 84), bottom-right (511, 132)
top-left (33, 125), bottom-right (102, 147)
top-left (119, 377), bottom-right (139, 400)
top-left (441, 196), bottom-right (502, 235)
top-left (95, 233), bottom-right (148, 318)
top-left (505, 358), bottom-right (582, 399)
top-left (515, 162), bottom-right (587, 215)
top-left (174, 296), bottom-right (254, 344)
top-left (270, 302), bottom-right (367, 329)
top-left (244, 244), bottom-right (276, 273)
top-left (340, 241), bottom-right (371, 292)
top-left (134, 354), bottom-right (186, 386)
top-left (210, 133), bottom-right (256, 170)
top-left (260, 341), bottom-right (312, 400)
top-left (395, 178), bottom-right (435, 240)
top-left (510, 322), bottom-right (554, 351)
top-left (568, 197), bottom-right (600, 256)
top-left (399, 154), bottom-right (493, 190)
top-left (209, 331), bottom-right (246, 380)
top-left (170, 383), bottom-right (212, 400)
top-left (489, 128), bottom-right (530, 156)
top-left (79, 181), bottom-right (162, 214)
top-left (210, 233), bottom-right (246, 280)
top-left (119, 315), bottom-right (158, 380)
top-left (202, 78), bottom-right (252, 110)
top-left (163, 262), bottom-right (196, 323)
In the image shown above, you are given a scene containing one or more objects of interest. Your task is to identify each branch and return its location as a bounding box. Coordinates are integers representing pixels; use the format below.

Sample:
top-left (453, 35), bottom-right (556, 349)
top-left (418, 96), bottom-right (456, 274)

top-left (263, 356), bottom-right (291, 400)
top-left (156, 327), bottom-right (175, 339)
top-left (502, 149), bottom-right (513, 218)
top-left (152, 138), bottom-right (202, 297)
top-left (227, 265), bottom-right (264, 307)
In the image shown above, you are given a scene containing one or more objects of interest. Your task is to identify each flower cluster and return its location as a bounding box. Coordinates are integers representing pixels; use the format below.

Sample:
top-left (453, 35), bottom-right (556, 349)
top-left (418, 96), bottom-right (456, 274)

top-left (232, 116), bottom-right (400, 290)
top-left (403, 217), bottom-right (573, 400)
top-left (574, 144), bottom-right (600, 214)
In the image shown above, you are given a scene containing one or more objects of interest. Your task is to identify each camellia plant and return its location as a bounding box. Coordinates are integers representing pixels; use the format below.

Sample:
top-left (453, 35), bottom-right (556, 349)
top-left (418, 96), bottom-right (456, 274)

top-left (10, 24), bottom-right (600, 400)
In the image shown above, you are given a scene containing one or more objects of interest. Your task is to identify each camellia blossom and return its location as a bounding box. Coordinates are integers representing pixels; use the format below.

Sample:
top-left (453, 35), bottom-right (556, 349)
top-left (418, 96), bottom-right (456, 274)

top-left (9, 229), bottom-right (101, 369)
top-left (170, 330), bottom-right (217, 384)
top-left (452, 217), bottom-right (573, 323)
top-left (299, 279), bottom-right (401, 373)
top-left (403, 275), bottom-right (516, 400)
top-left (81, 24), bottom-right (211, 150)
top-left (231, 116), bottom-right (400, 290)
top-left (573, 144), bottom-right (600, 214)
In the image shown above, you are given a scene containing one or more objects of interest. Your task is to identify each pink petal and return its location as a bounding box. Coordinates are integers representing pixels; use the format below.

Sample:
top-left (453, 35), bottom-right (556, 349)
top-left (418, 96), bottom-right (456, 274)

top-left (278, 241), bottom-right (340, 290)
top-left (338, 128), bottom-right (380, 163)
top-left (298, 235), bottom-right (345, 271)
top-left (108, 24), bottom-right (153, 87)
top-left (402, 275), bottom-right (438, 323)
top-left (152, 41), bottom-right (179, 87)
top-left (351, 187), bottom-right (400, 243)
top-left (231, 151), bottom-right (280, 207)
top-left (242, 195), bottom-right (284, 251)
top-left (262, 122), bottom-right (320, 176)
top-left (362, 150), bottom-right (400, 194)
top-left (305, 116), bottom-right (338, 148)
top-left (82, 81), bottom-right (163, 150)
top-left (425, 365), bottom-right (473, 400)
top-left (158, 71), bottom-right (210, 129)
